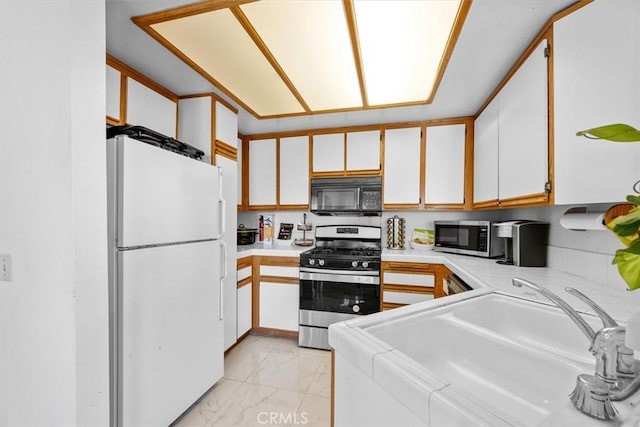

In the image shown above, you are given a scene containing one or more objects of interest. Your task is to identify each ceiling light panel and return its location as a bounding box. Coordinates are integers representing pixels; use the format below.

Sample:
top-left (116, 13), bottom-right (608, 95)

top-left (151, 9), bottom-right (304, 117)
top-left (240, 1), bottom-right (362, 111)
top-left (354, 0), bottom-right (462, 106)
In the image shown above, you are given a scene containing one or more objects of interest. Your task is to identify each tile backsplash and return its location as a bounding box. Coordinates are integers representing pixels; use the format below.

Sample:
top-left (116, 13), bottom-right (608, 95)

top-left (238, 202), bottom-right (629, 289)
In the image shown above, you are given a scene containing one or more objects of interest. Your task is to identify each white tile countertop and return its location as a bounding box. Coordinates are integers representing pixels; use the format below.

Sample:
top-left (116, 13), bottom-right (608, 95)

top-left (329, 249), bottom-right (640, 427)
top-left (236, 242), bottom-right (311, 259)
top-left (382, 248), bottom-right (640, 323)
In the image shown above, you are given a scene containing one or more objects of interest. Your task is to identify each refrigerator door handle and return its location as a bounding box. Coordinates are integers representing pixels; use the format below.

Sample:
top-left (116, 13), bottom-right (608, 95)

top-left (218, 167), bottom-right (226, 238)
top-left (219, 240), bottom-right (227, 320)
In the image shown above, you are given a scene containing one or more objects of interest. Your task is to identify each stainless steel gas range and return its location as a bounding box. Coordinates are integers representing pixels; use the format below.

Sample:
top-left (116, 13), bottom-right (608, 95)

top-left (298, 225), bottom-right (381, 350)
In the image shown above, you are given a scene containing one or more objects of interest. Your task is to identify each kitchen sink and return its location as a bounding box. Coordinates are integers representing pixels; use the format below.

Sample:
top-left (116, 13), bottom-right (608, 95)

top-left (353, 292), bottom-right (640, 425)
top-left (365, 306), bottom-right (591, 424)
top-left (449, 293), bottom-right (602, 364)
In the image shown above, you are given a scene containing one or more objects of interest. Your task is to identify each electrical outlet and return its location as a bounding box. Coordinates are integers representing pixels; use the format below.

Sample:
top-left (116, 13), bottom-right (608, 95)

top-left (0, 254), bottom-right (12, 282)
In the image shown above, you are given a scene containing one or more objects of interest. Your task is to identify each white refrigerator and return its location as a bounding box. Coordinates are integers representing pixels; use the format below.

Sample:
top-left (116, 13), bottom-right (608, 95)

top-left (107, 135), bottom-right (226, 427)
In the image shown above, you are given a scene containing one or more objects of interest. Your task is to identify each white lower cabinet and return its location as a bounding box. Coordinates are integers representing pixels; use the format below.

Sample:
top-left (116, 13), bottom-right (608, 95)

top-left (236, 262), bottom-right (253, 339)
top-left (237, 283), bottom-right (252, 338)
top-left (259, 282), bottom-right (299, 332)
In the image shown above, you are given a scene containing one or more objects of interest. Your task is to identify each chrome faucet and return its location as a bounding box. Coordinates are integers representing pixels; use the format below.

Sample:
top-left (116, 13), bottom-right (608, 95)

top-left (512, 277), bottom-right (640, 420)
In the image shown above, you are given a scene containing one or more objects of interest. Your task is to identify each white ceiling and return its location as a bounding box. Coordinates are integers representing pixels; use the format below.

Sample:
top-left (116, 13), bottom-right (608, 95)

top-left (106, 0), bottom-right (577, 135)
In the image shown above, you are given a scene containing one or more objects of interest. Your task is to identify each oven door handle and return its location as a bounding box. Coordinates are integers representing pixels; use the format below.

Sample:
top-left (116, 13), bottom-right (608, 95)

top-left (299, 267), bottom-right (379, 276)
top-left (299, 271), bottom-right (380, 285)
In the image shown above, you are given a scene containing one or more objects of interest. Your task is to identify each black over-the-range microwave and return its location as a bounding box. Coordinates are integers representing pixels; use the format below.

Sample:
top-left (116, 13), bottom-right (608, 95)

top-left (310, 176), bottom-right (382, 216)
top-left (433, 220), bottom-right (504, 258)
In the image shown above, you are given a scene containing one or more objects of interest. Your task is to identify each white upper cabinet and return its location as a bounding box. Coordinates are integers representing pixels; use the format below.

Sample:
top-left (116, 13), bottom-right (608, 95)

top-left (215, 101), bottom-right (238, 148)
top-left (383, 127), bottom-right (422, 205)
top-left (248, 139), bottom-right (277, 206)
top-left (498, 39), bottom-right (549, 201)
top-left (279, 136), bottom-right (309, 206)
top-left (473, 97), bottom-right (499, 205)
top-left (126, 77), bottom-right (177, 138)
top-left (553, 0), bottom-right (640, 204)
top-left (424, 124), bottom-right (466, 205)
top-left (346, 130), bottom-right (381, 171)
top-left (106, 64), bottom-right (121, 122)
top-left (178, 97), bottom-right (212, 161)
top-left (312, 133), bottom-right (344, 173)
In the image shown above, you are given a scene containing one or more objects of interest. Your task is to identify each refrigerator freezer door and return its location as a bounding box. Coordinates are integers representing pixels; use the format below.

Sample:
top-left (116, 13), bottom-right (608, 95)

top-left (116, 241), bottom-right (223, 427)
top-left (110, 135), bottom-right (222, 248)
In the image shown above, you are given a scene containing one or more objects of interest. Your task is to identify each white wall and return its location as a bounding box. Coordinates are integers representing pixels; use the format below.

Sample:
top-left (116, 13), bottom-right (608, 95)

top-left (0, 1), bottom-right (109, 426)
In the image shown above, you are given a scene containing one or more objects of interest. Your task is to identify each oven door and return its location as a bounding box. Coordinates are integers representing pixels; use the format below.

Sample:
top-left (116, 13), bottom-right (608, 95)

top-left (299, 269), bottom-right (380, 315)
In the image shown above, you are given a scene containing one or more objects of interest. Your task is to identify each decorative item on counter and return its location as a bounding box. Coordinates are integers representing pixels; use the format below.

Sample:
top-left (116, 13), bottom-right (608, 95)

top-left (276, 222), bottom-right (294, 246)
top-left (258, 215), bottom-right (264, 242)
top-left (294, 213), bottom-right (314, 246)
top-left (278, 223), bottom-right (294, 240)
top-left (386, 215), bottom-right (406, 249)
top-left (410, 228), bottom-right (434, 250)
top-left (263, 214), bottom-right (274, 244)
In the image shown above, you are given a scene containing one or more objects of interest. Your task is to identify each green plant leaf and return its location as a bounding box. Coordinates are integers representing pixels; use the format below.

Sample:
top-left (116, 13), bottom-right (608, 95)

top-left (576, 124), bottom-right (640, 142)
top-left (627, 195), bottom-right (640, 206)
top-left (612, 241), bottom-right (640, 290)
top-left (612, 207), bottom-right (640, 237)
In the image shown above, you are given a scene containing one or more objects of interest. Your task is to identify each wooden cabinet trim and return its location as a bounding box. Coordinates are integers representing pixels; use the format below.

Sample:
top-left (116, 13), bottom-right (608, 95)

top-left (382, 302), bottom-right (407, 311)
top-left (237, 276), bottom-right (252, 289)
top-left (499, 192), bottom-right (549, 207)
top-left (382, 261), bottom-right (436, 273)
top-left (106, 54), bottom-right (179, 103)
top-left (383, 284), bottom-right (435, 294)
top-left (214, 140), bottom-right (238, 162)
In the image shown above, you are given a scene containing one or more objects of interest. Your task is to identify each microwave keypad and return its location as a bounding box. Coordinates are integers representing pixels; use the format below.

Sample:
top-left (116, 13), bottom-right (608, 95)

top-left (361, 191), bottom-right (381, 209)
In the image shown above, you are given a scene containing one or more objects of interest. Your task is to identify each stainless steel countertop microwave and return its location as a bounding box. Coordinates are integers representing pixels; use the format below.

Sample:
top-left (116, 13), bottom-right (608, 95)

top-left (310, 176), bottom-right (382, 216)
top-left (433, 220), bottom-right (504, 258)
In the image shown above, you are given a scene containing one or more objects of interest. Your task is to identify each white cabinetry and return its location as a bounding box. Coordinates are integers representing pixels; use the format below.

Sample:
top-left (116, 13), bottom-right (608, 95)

top-left (259, 265), bottom-right (299, 332)
top-left (279, 136), bottom-right (309, 206)
top-left (424, 124), bottom-right (466, 205)
top-left (553, 0), bottom-right (640, 204)
top-left (346, 130), bottom-right (381, 171)
top-left (178, 97), bottom-right (211, 160)
top-left (106, 64), bottom-right (121, 122)
top-left (498, 39), bottom-right (548, 201)
top-left (236, 261), bottom-right (252, 339)
top-left (215, 102), bottom-right (238, 147)
top-left (473, 98), bottom-right (499, 205)
top-left (383, 127), bottom-right (422, 206)
top-left (312, 133), bottom-right (344, 173)
top-left (249, 139), bottom-right (277, 206)
top-left (473, 38), bottom-right (549, 207)
top-left (126, 77), bottom-right (177, 138)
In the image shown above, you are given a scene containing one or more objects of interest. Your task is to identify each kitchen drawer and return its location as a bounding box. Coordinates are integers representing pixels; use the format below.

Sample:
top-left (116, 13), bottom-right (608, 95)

top-left (383, 291), bottom-right (434, 305)
top-left (383, 272), bottom-right (434, 287)
top-left (260, 265), bottom-right (299, 278)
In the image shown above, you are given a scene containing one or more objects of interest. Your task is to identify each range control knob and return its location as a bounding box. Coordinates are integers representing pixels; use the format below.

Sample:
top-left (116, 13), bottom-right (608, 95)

top-left (362, 261), bottom-right (369, 268)
top-left (309, 259), bottom-right (315, 266)
top-left (319, 259), bottom-right (325, 266)
top-left (352, 305), bottom-right (360, 313)
top-left (351, 261), bottom-right (358, 268)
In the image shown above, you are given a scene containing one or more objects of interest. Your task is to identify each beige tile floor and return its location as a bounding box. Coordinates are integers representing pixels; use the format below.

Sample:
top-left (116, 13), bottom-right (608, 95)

top-left (174, 334), bottom-right (332, 427)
